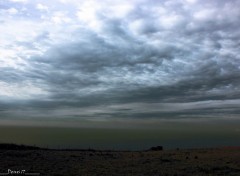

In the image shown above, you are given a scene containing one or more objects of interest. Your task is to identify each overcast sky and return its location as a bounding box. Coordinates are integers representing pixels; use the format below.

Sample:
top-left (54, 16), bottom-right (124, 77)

top-left (0, 0), bottom-right (240, 125)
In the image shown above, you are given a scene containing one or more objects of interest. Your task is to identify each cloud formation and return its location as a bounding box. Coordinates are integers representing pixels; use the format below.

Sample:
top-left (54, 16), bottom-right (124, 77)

top-left (1, 0), bottom-right (240, 122)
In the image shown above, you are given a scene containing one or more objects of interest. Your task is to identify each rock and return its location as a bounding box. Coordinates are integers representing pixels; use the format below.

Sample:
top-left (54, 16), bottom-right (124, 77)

top-left (149, 146), bottom-right (163, 151)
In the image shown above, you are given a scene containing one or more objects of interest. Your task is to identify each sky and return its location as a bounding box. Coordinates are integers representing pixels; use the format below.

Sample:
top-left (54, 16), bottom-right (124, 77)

top-left (0, 0), bottom-right (240, 127)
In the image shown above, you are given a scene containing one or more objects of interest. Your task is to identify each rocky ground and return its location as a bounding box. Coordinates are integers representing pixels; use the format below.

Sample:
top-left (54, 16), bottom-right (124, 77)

top-left (0, 146), bottom-right (240, 176)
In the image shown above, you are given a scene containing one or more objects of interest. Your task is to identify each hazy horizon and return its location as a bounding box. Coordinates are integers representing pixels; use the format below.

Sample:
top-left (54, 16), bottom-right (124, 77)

top-left (0, 119), bottom-right (240, 150)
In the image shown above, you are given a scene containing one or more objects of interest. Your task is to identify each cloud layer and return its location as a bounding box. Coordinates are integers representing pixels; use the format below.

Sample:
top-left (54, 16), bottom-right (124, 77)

top-left (1, 0), bottom-right (240, 122)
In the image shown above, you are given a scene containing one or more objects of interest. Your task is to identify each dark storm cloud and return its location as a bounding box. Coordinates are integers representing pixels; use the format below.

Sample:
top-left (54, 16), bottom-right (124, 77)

top-left (1, 0), bottom-right (240, 121)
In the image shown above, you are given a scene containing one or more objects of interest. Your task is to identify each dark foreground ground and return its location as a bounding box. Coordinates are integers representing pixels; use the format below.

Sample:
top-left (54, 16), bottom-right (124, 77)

top-left (0, 145), bottom-right (240, 176)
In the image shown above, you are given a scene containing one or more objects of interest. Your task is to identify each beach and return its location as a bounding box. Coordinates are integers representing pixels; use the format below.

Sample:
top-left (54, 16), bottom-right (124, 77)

top-left (0, 146), bottom-right (239, 175)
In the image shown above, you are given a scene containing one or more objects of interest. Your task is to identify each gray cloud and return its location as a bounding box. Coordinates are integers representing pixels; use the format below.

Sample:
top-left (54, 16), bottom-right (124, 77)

top-left (1, 0), bottom-right (240, 122)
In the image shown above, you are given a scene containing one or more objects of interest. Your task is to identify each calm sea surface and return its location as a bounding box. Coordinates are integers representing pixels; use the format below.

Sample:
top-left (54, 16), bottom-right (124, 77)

top-left (0, 125), bottom-right (239, 150)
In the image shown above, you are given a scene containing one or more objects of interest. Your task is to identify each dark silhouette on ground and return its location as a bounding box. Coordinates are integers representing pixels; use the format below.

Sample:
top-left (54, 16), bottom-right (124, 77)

top-left (148, 146), bottom-right (163, 151)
